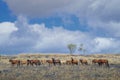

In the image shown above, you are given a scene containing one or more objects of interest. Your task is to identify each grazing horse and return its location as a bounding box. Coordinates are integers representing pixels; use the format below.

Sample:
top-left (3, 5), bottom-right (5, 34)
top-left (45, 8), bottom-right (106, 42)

top-left (9, 59), bottom-right (20, 67)
top-left (71, 58), bottom-right (78, 65)
top-left (66, 60), bottom-right (72, 65)
top-left (27, 60), bottom-right (41, 66)
top-left (97, 59), bottom-right (109, 67)
top-left (20, 60), bottom-right (28, 66)
top-left (52, 58), bottom-right (61, 66)
top-left (46, 59), bottom-right (53, 66)
top-left (79, 59), bottom-right (88, 65)
top-left (61, 60), bottom-right (66, 65)
top-left (92, 59), bottom-right (98, 64)
top-left (40, 60), bottom-right (46, 64)
top-left (92, 59), bottom-right (109, 67)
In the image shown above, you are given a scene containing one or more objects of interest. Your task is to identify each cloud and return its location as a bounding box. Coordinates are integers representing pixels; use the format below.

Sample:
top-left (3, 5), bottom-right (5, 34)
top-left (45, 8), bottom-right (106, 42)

top-left (0, 0), bottom-right (120, 54)
top-left (88, 21), bottom-right (120, 37)
top-left (4, 0), bottom-right (75, 17)
top-left (0, 22), bottom-right (17, 34)
top-left (4, 0), bottom-right (120, 21)
top-left (93, 37), bottom-right (119, 53)
top-left (0, 16), bottom-right (120, 54)
top-left (0, 22), bottom-right (17, 45)
top-left (32, 24), bottom-right (91, 53)
top-left (4, 0), bottom-right (120, 38)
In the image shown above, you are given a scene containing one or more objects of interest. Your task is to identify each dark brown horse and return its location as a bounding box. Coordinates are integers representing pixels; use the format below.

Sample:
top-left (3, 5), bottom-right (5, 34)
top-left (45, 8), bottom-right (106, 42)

top-left (52, 58), bottom-right (61, 66)
top-left (92, 59), bottom-right (109, 67)
top-left (71, 57), bottom-right (78, 65)
top-left (27, 60), bottom-right (41, 66)
top-left (79, 59), bottom-right (88, 65)
top-left (46, 58), bottom-right (61, 66)
top-left (97, 59), bottom-right (109, 67)
top-left (9, 59), bottom-right (20, 67)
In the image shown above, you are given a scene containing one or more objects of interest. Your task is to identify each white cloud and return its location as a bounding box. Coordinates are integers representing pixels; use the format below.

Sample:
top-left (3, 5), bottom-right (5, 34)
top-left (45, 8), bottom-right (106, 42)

top-left (94, 37), bottom-right (115, 52)
top-left (0, 22), bottom-right (17, 34)
top-left (31, 24), bottom-right (90, 53)
top-left (0, 0), bottom-right (120, 54)
top-left (0, 16), bottom-right (120, 54)
top-left (0, 22), bottom-right (17, 45)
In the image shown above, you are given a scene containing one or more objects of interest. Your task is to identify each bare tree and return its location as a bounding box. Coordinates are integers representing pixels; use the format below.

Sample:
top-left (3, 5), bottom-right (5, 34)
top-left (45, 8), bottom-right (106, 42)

top-left (78, 43), bottom-right (86, 55)
top-left (67, 44), bottom-right (77, 55)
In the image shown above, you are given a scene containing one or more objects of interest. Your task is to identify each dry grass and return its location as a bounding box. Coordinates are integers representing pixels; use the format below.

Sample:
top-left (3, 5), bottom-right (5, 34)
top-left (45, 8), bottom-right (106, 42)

top-left (0, 53), bottom-right (120, 80)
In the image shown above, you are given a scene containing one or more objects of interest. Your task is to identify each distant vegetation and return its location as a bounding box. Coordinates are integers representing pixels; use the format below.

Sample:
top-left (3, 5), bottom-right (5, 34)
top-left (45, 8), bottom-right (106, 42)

top-left (67, 44), bottom-right (77, 55)
top-left (67, 43), bottom-right (86, 55)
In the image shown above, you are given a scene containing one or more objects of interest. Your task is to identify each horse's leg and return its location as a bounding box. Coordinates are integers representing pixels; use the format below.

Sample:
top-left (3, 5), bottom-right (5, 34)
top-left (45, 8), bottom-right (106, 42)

top-left (49, 63), bottom-right (50, 67)
top-left (38, 61), bottom-right (41, 66)
top-left (11, 63), bottom-right (14, 67)
top-left (31, 63), bottom-right (33, 66)
top-left (54, 62), bottom-right (56, 66)
top-left (76, 62), bottom-right (78, 65)
top-left (106, 62), bottom-right (110, 68)
top-left (81, 62), bottom-right (84, 65)
top-left (27, 63), bottom-right (29, 66)
top-left (17, 62), bottom-right (20, 67)
top-left (59, 62), bottom-right (61, 65)
top-left (98, 62), bottom-right (101, 66)
top-left (35, 63), bottom-right (38, 67)
top-left (17, 63), bottom-right (19, 67)
top-left (71, 62), bottom-right (73, 66)
top-left (86, 62), bottom-right (88, 65)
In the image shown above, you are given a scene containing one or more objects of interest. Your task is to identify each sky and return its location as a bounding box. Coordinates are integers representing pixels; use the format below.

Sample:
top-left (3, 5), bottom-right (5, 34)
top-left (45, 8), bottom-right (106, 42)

top-left (0, 0), bottom-right (120, 55)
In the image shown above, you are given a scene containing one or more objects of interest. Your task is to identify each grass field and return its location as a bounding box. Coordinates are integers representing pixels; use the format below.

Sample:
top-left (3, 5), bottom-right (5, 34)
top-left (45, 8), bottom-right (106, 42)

top-left (0, 54), bottom-right (120, 80)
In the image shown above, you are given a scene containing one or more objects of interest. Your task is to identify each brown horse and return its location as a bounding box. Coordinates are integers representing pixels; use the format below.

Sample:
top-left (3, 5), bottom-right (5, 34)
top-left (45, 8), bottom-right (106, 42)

top-left (71, 58), bottom-right (78, 65)
top-left (92, 59), bottom-right (109, 67)
top-left (92, 59), bottom-right (98, 64)
top-left (46, 59), bottom-right (53, 66)
top-left (20, 60), bottom-right (28, 66)
top-left (52, 58), bottom-right (61, 66)
top-left (27, 60), bottom-right (41, 66)
top-left (9, 59), bottom-right (20, 67)
top-left (79, 59), bottom-right (88, 65)
top-left (97, 59), bottom-right (109, 67)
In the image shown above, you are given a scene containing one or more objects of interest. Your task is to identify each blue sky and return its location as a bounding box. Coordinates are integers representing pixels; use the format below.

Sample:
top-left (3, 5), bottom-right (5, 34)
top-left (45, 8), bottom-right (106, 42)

top-left (0, 0), bottom-right (120, 55)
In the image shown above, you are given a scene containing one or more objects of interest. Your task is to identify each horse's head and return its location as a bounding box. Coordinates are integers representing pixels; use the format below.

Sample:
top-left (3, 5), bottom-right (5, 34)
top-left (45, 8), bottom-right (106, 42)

top-left (52, 58), bottom-right (55, 62)
top-left (79, 59), bottom-right (82, 62)
top-left (52, 58), bottom-right (55, 60)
